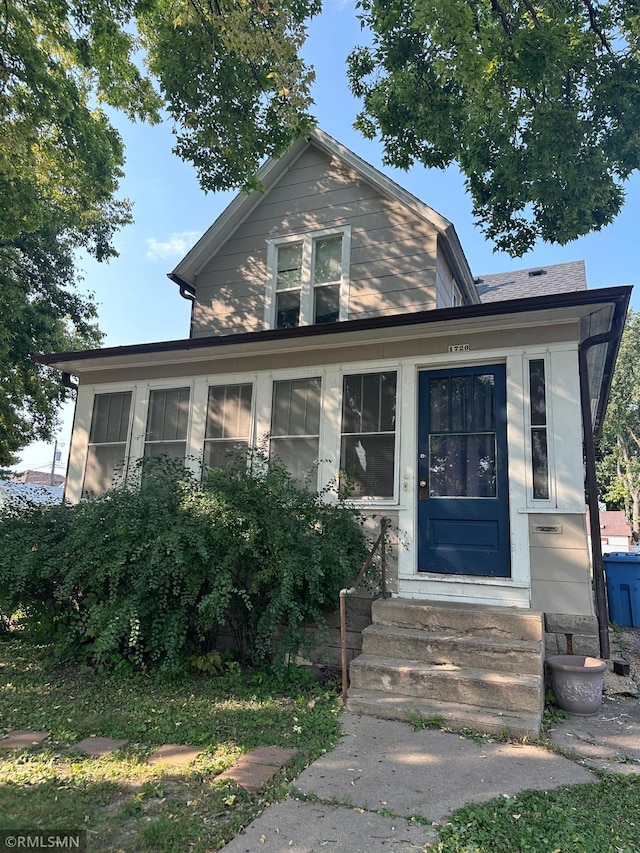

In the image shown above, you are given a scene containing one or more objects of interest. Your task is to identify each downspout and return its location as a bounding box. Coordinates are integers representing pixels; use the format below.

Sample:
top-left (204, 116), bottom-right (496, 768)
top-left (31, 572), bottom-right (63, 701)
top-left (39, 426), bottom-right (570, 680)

top-left (578, 315), bottom-right (625, 660)
top-left (167, 273), bottom-right (196, 338)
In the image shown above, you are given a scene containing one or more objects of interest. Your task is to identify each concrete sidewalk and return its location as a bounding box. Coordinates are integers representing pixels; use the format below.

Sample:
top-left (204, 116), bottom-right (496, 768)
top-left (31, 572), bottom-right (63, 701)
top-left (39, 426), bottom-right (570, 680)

top-left (221, 699), bottom-right (640, 853)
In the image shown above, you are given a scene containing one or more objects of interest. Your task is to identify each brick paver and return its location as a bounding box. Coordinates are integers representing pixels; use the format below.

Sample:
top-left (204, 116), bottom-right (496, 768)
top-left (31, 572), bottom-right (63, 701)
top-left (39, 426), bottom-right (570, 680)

top-left (147, 744), bottom-right (202, 767)
top-left (0, 730), bottom-right (50, 750)
top-left (217, 746), bottom-right (296, 792)
top-left (74, 736), bottom-right (129, 757)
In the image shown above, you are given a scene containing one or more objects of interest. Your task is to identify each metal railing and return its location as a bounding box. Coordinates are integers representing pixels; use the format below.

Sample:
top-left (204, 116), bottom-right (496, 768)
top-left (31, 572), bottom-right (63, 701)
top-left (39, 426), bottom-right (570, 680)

top-left (340, 516), bottom-right (389, 705)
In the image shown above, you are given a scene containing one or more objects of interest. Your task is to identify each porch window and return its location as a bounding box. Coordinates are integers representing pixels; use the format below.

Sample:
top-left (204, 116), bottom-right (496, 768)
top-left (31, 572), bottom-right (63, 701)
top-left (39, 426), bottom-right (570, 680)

top-left (340, 372), bottom-right (397, 498)
top-left (83, 391), bottom-right (132, 496)
top-left (204, 383), bottom-right (253, 468)
top-left (143, 387), bottom-right (190, 461)
top-left (267, 229), bottom-right (349, 329)
top-left (529, 359), bottom-right (550, 499)
top-left (270, 377), bottom-right (321, 487)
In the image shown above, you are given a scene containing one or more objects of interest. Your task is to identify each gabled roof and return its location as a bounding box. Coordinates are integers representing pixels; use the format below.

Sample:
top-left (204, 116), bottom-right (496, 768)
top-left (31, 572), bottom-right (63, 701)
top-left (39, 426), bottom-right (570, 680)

top-left (475, 261), bottom-right (587, 303)
top-left (586, 509), bottom-right (632, 538)
top-left (170, 128), bottom-right (479, 304)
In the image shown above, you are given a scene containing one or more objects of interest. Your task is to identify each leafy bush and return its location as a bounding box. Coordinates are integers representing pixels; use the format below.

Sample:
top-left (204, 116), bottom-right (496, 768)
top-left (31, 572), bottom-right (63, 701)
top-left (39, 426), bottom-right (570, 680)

top-left (0, 453), bottom-right (368, 672)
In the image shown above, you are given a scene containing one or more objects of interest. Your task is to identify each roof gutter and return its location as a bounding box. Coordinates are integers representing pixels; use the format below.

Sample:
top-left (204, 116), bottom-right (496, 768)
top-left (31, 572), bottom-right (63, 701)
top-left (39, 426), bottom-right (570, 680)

top-left (35, 285), bottom-right (633, 369)
top-left (167, 272), bottom-right (196, 302)
top-left (578, 308), bottom-right (627, 660)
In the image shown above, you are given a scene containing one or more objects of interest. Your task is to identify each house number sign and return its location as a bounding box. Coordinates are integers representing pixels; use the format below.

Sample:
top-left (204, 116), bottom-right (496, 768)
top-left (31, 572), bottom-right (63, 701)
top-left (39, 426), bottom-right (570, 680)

top-left (448, 344), bottom-right (470, 352)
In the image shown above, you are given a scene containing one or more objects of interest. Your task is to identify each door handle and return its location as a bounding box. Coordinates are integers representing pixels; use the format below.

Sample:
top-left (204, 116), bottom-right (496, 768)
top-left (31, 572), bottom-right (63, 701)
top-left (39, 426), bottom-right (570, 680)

top-left (419, 479), bottom-right (429, 500)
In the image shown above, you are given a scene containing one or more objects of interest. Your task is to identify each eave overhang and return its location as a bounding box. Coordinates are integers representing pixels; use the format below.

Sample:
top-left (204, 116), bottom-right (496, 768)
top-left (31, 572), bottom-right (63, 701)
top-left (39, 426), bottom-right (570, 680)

top-left (37, 285), bottom-right (631, 431)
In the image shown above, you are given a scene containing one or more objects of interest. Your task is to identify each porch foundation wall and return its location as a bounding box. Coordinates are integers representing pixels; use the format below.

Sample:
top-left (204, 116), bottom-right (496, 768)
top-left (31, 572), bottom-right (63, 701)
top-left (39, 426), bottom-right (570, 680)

top-left (543, 612), bottom-right (600, 657)
top-left (529, 513), bottom-right (595, 617)
top-left (305, 595), bottom-right (374, 668)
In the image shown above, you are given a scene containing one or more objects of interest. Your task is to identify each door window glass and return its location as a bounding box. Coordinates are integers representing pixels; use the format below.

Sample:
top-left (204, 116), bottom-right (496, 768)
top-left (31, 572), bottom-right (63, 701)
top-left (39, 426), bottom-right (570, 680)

top-left (428, 373), bottom-right (497, 498)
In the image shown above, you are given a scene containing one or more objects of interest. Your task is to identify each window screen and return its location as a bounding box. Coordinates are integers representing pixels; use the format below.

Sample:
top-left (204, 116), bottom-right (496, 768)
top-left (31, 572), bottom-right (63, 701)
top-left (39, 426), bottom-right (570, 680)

top-left (143, 387), bottom-right (190, 461)
top-left (83, 391), bottom-right (132, 496)
top-left (204, 383), bottom-right (253, 469)
top-left (340, 372), bottom-right (397, 498)
top-left (270, 378), bottom-right (321, 488)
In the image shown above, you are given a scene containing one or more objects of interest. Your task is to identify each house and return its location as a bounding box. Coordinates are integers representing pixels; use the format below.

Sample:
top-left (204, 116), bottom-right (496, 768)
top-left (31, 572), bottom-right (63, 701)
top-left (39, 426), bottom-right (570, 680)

top-left (587, 509), bottom-right (632, 554)
top-left (37, 129), bottom-right (631, 737)
top-left (12, 470), bottom-right (65, 487)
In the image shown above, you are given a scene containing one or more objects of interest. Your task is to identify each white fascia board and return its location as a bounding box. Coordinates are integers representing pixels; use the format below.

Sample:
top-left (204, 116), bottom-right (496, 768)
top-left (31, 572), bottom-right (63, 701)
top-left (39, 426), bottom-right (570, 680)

top-left (170, 137), bottom-right (311, 284)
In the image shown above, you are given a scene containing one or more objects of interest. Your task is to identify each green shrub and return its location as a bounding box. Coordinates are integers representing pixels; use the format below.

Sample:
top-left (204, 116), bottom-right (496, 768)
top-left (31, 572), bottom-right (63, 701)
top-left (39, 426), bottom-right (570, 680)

top-left (0, 452), bottom-right (368, 672)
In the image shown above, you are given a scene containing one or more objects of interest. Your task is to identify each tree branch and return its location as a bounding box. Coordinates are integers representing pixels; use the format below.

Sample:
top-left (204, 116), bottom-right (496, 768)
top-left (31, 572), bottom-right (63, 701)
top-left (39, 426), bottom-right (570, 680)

top-left (581, 0), bottom-right (615, 55)
top-left (490, 0), bottom-right (513, 36)
top-left (521, 0), bottom-right (541, 30)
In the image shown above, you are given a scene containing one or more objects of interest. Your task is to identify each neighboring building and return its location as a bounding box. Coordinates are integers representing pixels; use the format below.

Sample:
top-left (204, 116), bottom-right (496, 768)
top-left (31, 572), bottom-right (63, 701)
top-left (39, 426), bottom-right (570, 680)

top-left (0, 480), bottom-right (64, 507)
top-left (11, 470), bottom-right (65, 487)
top-left (587, 509), bottom-right (632, 554)
top-left (36, 129), bottom-right (631, 737)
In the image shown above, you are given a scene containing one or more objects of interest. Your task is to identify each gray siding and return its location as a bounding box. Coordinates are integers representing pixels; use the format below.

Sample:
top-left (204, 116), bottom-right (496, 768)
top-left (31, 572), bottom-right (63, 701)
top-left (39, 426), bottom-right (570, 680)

top-left (435, 254), bottom-right (455, 308)
top-left (192, 145), bottom-right (439, 337)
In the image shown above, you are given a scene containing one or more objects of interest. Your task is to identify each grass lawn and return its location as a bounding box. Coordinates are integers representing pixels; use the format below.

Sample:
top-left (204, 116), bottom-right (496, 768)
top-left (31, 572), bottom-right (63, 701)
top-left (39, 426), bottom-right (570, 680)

top-left (432, 773), bottom-right (640, 852)
top-left (3, 634), bottom-right (640, 853)
top-left (0, 633), bottom-right (343, 851)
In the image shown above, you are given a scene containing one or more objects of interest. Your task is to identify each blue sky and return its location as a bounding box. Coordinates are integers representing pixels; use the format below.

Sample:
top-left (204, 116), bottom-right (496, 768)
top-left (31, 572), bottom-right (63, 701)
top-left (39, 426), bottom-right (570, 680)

top-left (17, 0), bottom-right (639, 475)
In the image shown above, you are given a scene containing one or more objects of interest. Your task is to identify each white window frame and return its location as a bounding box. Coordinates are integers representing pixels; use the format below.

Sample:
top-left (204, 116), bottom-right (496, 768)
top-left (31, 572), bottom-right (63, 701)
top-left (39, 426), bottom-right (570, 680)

top-left (264, 226), bottom-right (351, 330)
top-left (523, 352), bottom-right (557, 508)
top-left (82, 388), bottom-right (135, 497)
top-left (268, 372), bottom-right (324, 490)
top-left (202, 381), bottom-right (255, 470)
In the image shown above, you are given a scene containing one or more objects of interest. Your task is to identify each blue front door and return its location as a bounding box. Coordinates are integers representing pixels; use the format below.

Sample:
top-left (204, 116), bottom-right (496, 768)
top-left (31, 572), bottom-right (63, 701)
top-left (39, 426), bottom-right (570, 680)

top-left (417, 365), bottom-right (510, 577)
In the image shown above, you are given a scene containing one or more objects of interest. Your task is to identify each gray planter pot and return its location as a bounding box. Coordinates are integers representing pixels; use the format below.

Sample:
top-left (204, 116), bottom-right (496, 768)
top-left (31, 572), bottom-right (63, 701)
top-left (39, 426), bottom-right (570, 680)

top-left (546, 655), bottom-right (607, 716)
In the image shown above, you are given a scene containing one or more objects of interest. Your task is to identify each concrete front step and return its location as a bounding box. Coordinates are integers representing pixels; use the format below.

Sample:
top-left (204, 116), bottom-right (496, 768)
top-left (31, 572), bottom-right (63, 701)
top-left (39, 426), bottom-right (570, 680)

top-left (347, 688), bottom-right (542, 740)
top-left (349, 654), bottom-right (543, 714)
top-left (372, 598), bottom-right (543, 642)
top-left (361, 623), bottom-right (543, 675)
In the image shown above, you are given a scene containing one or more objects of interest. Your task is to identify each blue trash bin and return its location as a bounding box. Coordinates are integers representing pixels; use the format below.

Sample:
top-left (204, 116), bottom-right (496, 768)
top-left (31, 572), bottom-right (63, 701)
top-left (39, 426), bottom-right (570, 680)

top-left (603, 552), bottom-right (640, 628)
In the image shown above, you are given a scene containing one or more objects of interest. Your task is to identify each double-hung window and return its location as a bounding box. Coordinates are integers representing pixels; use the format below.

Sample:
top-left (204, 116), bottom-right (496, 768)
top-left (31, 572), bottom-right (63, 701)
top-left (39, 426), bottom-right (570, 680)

top-left (270, 378), bottom-right (322, 487)
top-left (268, 228), bottom-right (350, 329)
top-left (204, 383), bottom-right (253, 468)
top-left (340, 372), bottom-right (397, 499)
top-left (83, 391), bottom-right (132, 496)
top-left (143, 387), bottom-right (190, 461)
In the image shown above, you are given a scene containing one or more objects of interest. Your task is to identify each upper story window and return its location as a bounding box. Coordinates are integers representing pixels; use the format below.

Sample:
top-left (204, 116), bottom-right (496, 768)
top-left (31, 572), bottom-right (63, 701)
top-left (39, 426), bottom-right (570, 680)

top-left (266, 228), bottom-right (351, 330)
top-left (83, 391), bottom-right (132, 496)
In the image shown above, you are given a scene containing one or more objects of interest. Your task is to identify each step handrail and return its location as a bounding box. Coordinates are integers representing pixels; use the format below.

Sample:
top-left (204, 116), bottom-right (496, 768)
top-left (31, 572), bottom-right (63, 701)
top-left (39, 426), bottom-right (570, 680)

top-left (340, 517), bottom-right (389, 705)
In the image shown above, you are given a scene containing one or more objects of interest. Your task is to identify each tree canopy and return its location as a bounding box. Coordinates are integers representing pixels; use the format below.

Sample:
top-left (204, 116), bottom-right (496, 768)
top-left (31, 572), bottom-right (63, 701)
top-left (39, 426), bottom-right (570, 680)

top-left (0, 0), bottom-right (316, 463)
top-left (347, 0), bottom-right (640, 256)
top-left (598, 310), bottom-right (640, 536)
top-left (3, 0), bottom-right (640, 462)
